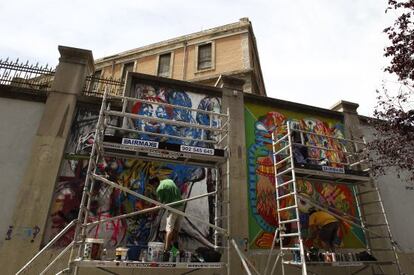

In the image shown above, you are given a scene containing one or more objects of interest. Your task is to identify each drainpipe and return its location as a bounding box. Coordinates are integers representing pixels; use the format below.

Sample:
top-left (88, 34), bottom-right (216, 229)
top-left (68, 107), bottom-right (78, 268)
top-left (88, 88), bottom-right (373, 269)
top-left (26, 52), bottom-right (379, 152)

top-left (182, 41), bottom-right (188, 80)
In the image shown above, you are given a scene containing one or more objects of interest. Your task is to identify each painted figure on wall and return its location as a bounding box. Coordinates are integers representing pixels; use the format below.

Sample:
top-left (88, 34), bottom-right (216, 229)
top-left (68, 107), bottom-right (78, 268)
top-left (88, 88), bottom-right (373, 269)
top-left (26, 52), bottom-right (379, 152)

top-left (44, 83), bottom-right (222, 251)
top-left (245, 105), bottom-right (365, 249)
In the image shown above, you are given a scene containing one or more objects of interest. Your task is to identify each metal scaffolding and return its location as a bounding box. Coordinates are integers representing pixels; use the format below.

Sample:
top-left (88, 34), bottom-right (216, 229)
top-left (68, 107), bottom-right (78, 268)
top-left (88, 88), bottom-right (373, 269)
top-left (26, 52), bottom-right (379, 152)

top-left (267, 121), bottom-right (403, 275)
top-left (18, 86), bottom-right (241, 274)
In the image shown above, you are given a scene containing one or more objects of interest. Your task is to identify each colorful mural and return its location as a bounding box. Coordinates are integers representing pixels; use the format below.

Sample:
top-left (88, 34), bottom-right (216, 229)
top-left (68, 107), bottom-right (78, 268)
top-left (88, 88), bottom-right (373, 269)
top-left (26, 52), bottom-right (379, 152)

top-left (245, 102), bottom-right (365, 249)
top-left (43, 82), bottom-right (221, 251)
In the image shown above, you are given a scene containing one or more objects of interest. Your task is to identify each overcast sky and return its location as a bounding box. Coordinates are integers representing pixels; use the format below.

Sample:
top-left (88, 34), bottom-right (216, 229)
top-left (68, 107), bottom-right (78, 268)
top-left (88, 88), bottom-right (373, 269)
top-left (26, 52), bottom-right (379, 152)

top-left (0, 0), bottom-right (398, 116)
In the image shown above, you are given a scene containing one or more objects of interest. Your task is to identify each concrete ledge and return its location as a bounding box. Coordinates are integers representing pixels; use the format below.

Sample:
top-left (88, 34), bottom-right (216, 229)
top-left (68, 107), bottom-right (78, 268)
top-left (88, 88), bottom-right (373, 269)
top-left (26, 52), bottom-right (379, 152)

top-left (331, 100), bottom-right (359, 113)
top-left (58, 45), bottom-right (94, 73)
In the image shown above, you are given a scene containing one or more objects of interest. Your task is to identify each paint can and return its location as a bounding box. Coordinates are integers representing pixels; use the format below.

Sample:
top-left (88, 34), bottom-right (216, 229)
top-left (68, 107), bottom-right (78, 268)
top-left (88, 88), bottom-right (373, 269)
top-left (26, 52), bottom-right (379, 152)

top-left (115, 247), bottom-right (129, 261)
top-left (175, 252), bottom-right (180, 262)
top-left (140, 250), bottom-right (148, 262)
top-left (323, 252), bottom-right (332, 262)
top-left (147, 242), bottom-right (164, 262)
top-left (83, 238), bottom-right (104, 260)
top-left (331, 252), bottom-right (336, 262)
top-left (182, 251), bottom-right (192, 262)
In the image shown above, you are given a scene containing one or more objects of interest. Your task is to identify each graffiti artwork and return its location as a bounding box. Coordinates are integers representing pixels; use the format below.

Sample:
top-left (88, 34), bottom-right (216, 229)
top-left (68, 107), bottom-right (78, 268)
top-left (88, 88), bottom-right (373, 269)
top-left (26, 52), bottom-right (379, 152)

top-left (245, 103), bottom-right (365, 249)
top-left (43, 82), bottom-right (221, 251)
top-left (4, 225), bottom-right (40, 242)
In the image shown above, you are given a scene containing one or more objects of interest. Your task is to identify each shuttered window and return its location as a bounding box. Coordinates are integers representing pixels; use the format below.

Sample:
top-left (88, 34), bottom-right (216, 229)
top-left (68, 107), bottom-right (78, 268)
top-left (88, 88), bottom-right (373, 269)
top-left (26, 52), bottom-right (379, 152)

top-left (157, 53), bottom-right (171, 77)
top-left (197, 43), bottom-right (212, 70)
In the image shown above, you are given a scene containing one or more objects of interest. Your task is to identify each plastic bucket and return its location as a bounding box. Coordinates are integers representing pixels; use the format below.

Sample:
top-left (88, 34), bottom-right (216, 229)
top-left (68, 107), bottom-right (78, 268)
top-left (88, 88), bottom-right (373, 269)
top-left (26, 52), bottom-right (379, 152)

top-left (83, 238), bottom-right (104, 260)
top-left (147, 242), bottom-right (164, 262)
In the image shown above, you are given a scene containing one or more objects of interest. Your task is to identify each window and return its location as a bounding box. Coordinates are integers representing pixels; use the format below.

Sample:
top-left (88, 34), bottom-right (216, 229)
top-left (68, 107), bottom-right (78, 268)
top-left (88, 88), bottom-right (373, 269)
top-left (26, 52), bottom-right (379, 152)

top-left (157, 53), bottom-right (172, 77)
top-left (197, 43), bottom-right (213, 70)
top-left (121, 62), bottom-right (134, 82)
top-left (93, 70), bottom-right (102, 79)
top-left (87, 70), bottom-right (102, 94)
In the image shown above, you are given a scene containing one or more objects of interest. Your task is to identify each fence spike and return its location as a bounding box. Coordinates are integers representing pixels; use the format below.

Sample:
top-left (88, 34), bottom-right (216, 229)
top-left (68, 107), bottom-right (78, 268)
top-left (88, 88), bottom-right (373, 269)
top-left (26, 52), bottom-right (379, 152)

top-left (25, 60), bottom-right (29, 66)
top-left (15, 58), bottom-right (19, 64)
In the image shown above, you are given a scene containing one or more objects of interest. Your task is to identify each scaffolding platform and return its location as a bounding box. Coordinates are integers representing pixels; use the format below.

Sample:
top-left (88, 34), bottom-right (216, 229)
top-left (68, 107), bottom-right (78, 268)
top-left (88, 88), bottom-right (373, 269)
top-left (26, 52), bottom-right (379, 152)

top-left (293, 162), bottom-right (370, 184)
top-left (72, 259), bottom-right (225, 269)
top-left (267, 122), bottom-right (403, 275)
top-left (284, 260), bottom-right (394, 267)
top-left (102, 135), bottom-right (226, 167)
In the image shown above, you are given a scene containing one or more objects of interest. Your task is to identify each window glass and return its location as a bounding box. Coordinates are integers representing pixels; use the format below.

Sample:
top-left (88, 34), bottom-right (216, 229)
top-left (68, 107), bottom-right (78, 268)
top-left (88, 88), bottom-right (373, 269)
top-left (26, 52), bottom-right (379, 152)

top-left (157, 53), bottom-right (171, 77)
top-left (198, 43), bottom-right (212, 70)
top-left (122, 62), bottom-right (134, 82)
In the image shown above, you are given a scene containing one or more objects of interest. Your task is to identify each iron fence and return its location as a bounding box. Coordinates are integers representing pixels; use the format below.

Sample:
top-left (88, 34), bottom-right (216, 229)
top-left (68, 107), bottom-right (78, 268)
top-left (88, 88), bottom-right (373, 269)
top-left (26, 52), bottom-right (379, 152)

top-left (83, 75), bottom-right (124, 97)
top-left (0, 58), bottom-right (55, 91)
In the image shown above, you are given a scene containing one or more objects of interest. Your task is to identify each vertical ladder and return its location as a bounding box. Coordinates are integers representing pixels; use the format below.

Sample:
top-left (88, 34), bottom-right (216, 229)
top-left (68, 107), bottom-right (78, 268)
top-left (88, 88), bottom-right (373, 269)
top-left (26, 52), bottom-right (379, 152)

top-left (354, 181), bottom-right (403, 275)
top-left (272, 121), bottom-right (307, 275)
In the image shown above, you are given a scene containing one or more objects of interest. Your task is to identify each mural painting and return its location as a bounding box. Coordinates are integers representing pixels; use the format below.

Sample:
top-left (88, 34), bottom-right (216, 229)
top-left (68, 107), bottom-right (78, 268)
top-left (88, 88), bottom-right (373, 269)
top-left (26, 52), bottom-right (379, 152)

top-left (245, 102), bottom-right (365, 249)
top-left (43, 82), bottom-right (221, 251)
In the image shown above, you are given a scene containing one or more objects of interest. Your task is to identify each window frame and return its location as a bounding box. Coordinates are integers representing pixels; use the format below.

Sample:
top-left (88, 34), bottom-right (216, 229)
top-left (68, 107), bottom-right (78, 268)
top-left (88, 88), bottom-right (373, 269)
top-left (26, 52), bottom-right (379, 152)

top-left (121, 61), bottom-right (135, 82)
top-left (195, 41), bottom-right (215, 72)
top-left (156, 52), bottom-right (174, 78)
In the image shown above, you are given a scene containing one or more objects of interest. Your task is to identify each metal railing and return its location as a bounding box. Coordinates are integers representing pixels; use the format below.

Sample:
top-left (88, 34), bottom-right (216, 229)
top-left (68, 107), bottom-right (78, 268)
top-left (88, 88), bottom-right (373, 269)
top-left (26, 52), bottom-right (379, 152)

top-left (0, 58), bottom-right (55, 91)
top-left (83, 75), bottom-right (124, 97)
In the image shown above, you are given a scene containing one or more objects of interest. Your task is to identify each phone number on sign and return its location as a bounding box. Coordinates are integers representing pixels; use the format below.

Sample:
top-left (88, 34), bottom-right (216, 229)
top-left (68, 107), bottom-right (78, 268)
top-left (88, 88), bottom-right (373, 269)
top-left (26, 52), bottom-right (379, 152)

top-left (180, 145), bottom-right (214, 155)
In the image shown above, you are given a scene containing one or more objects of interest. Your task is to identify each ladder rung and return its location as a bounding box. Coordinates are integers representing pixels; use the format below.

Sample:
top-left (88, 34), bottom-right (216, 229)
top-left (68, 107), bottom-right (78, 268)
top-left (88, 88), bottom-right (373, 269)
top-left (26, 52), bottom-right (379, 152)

top-left (280, 232), bottom-right (300, 237)
top-left (364, 212), bottom-right (385, 217)
top-left (278, 205), bottom-right (297, 212)
top-left (279, 218), bottom-right (299, 224)
top-left (275, 155), bottom-right (292, 167)
top-left (272, 133), bottom-right (289, 145)
top-left (276, 167), bottom-right (293, 177)
top-left (356, 189), bottom-right (379, 196)
top-left (276, 179), bottom-right (295, 188)
top-left (274, 144), bottom-right (290, 156)
top-left (370, 248), bottom-right (393, 251)
top-left (360, 200), bottom-right (381, 206)
top-left (278, 192), bottom-right (296, 200)
top-left (281, 246), bottom-right (301, 250)
top-left (365, 223), bottom-right (388, 227)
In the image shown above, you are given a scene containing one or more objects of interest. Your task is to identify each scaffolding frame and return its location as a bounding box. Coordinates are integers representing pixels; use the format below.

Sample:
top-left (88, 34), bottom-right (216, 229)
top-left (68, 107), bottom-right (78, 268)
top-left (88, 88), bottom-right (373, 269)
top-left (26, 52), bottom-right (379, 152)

top-left (268, 121), bottom-right (403, 275)
top-left (65, 87), bottom-right (234, 274)
top-left (18, 84), bottom-right (244, 274)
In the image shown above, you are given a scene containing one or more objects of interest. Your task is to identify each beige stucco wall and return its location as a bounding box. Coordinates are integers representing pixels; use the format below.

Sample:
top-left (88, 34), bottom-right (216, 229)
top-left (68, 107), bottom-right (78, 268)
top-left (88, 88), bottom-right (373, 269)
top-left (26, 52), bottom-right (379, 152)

top-left (98, 33), bottom-right (248, 84)
top-left (172, 48), bottom-right (184, 80)
top-left (0, 97), bottom-right (45, 249)
top-left (136, 55), bottom-right (157, 76)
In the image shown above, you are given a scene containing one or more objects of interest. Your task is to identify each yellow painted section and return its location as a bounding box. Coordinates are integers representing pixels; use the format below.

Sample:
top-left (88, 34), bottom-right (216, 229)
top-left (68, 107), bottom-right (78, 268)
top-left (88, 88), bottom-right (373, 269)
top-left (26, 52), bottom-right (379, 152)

top-left (215, 34), bottom-right (244, 72)
top-left (136, 55), bottom-right (157, 75)
top-left (172, 48), bottom-right (184, 79)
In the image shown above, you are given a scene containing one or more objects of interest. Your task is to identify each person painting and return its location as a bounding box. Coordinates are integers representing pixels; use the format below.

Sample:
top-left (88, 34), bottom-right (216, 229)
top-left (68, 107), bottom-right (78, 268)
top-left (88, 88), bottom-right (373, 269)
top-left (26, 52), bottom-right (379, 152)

top-left (306, 208), bottom-right (340, 251)
top-left (150, 177), bottom-right (184, 251)
top-left (292, 130), bottom-right (309, 164)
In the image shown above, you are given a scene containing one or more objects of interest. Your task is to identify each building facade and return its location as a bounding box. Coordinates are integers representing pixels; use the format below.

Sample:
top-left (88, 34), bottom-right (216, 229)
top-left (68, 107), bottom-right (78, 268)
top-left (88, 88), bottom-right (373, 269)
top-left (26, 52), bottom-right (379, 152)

top-left (94, 18), bottom-right (266, 96)
top-left (0, 20), bottom-right (413, 275)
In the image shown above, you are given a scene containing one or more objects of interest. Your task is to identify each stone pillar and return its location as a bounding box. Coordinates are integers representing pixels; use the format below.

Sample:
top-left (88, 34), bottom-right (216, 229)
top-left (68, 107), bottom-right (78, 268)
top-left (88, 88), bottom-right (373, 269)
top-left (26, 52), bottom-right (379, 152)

top-left (218, 76), bottom-right (249, 275)
top-left (331, 100), bottom-right (392, 270)
top-left (330, 100), bottom-right (361, 140)
top-left (0, 46), bottom-right (94, 274)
